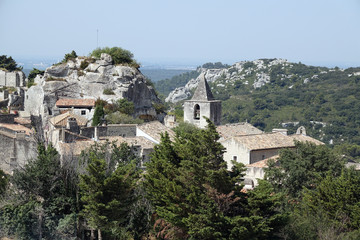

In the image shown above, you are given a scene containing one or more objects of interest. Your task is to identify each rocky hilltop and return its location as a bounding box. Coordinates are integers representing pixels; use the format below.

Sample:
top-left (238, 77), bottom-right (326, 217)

top-left (165, 58), bottom-right (341, 103)
top-left (25, 53), bottom-right (161, 120)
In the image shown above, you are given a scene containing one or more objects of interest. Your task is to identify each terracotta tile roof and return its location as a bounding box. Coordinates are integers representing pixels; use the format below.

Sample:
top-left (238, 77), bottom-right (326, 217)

top-left (56, 98), bottom-right (95, 108)
top-left (217, 123), bottom-right (263, 139)
top-left (231, 132), bottom-right (295, 151)
top-left (288, 134), bottom-right (324, 145)
top-left (0, 123), bottom-right (33, 135)
top-left (49, 111), bottom-right (88, 127)
top-left (247, 155), bottom-right (279, 168)
top-left (137, 121), bottom-right (175, 142)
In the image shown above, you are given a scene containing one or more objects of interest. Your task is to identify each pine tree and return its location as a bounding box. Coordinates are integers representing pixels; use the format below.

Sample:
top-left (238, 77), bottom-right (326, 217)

top-left (145, 119), bottom-right (286, 239)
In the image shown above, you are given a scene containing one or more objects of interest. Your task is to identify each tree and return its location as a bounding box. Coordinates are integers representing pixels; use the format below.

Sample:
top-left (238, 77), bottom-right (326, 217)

top-left (62, 50), bottom-right (78, 63)
top-left (0, 143), bottom-right (78, 239)
top-left (0, 55), bottom-right (22, 71)
top-left (265, 141), bottom-right (344, 198)
top-left (27, 68), bottom-right (45, 88)
top-left (92, 105), bottom-right (105, 126)
top-left (79, 141), bottom-right (141, 240)
top-left (0, 169), bottom-right (8, 196)
top-left (145, 119), bottom-right (286, 239)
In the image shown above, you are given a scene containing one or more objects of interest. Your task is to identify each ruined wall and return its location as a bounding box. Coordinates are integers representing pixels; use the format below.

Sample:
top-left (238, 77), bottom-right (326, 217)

top-left (0, 70), bottom-right (26, 87)
top-left (0, 132), bottom-right (37, 173)
top-left (80, 125), bottom-right (137, 139)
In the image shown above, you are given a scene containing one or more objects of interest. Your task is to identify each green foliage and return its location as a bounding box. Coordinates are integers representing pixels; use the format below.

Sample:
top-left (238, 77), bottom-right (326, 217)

top-left (116, 98), bottom-right (134, 115)
top-left (145, 119), bottom-right (286, 239)
top-left (79, 60), bottom-right (89, 70)
top-left (154, 70), bottom-right (200, 96)
top-left (62, 50), bottom-right (78, 63)
top-left (202, 62), bottom-right (230, 69)
top-left (27, 68), bottom-right (44, 88)
top-left (105, 112), bottom-right (144, 124)
top-left (266, 141), bottom-right (344, 198)
top-left (0, 143), bottom-right (78, 239)
top-left (103, 88), bottom-right (115, 95)
top-left (0, 169), bottom-right (8, 196)
top-left (334, 143), bottom-right (360, 162)
top-left (90, 47), bottom-right (139, 68)
top-left (0, 55), bottom-right (22, 71)
top-left (92, 105), bottom-right (105, 126)
top-left (79, 141), bottom-right (141, 238)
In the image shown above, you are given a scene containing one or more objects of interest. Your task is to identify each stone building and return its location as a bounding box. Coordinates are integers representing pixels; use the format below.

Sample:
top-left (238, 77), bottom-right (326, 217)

top-left (0, 123), bottom-right (36, 174)
top-left (55, 98), bottom-right (95, 120)
top-left (183, 73), bottom-right (221, 128)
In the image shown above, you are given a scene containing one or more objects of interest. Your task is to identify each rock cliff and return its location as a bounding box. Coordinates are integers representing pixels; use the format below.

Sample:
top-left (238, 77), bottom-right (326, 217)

top-left (25, 54), bottom-right (162, 121)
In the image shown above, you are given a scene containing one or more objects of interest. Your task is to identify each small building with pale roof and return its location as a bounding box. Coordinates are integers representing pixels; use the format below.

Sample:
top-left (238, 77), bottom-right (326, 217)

top-left (55, 98), bottom-right (95, 120)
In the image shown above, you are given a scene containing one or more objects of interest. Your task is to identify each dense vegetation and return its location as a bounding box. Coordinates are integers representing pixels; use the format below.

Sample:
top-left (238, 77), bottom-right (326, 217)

top-left (1, 121), bottom-right (360, 239)
top-left (90, 47), bottom-right (139, 68)
top-left (0, 55), bottom-right (22, 71)
top-left (160, 60), bottom-right (360, 145)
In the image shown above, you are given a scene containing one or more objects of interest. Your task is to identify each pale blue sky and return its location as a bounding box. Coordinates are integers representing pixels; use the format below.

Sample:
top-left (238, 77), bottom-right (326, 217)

top-left (0, 0), bottom-right (359, 67)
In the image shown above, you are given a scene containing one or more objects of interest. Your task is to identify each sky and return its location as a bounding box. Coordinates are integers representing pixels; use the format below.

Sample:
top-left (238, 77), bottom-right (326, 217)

top-left (0, 0), bottom-right (359, 68)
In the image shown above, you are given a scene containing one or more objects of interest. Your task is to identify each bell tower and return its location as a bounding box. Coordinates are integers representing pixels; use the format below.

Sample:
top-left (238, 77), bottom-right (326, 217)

top-left (184, 73), bottom-right (221, 128)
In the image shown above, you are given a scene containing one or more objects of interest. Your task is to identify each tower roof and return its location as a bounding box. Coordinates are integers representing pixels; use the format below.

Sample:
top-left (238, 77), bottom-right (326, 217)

top-left (191, 72), bottom-right (215, 101)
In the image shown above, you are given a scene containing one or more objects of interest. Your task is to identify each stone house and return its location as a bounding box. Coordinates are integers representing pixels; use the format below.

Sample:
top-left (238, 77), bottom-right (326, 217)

top-left (55, 98), bottom-right (95, 120)
top-left (137, 121), bottom-right (175, 144)
top-left (0, 123), bottom-right (36, 174)
top-left (221, 132), bottom-right (296, 169)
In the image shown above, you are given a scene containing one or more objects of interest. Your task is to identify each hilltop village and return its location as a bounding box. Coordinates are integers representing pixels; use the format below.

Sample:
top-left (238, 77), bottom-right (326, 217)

top-left (0, 55), bottom-right (323, 188)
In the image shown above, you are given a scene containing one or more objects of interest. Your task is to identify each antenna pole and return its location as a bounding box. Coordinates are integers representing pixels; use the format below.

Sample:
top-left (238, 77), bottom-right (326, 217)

top-left (97, 29), bottom-right (99, 48)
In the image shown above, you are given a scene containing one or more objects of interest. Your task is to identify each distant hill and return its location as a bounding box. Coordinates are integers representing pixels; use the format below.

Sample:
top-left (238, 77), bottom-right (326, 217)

top-left (157, 59), bottom-right (360, 145)
top-left (140, 69), bottom-right (192, 82)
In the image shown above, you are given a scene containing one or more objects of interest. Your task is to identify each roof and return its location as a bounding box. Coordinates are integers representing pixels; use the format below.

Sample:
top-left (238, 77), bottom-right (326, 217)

top-left (49, 111), bottom-right (88, 127)
top-left (59, 136), bottom-right (154, 156)
top-left (191, 72), bottom-right (215, 101)
top-left (56, 98), bottom-right (95, 108)
top-left (288, 134), bottom-right (324, 145)
top-left (0, 123), bottom-right (33, 135)
top-left (229, 132), bottom-right (296, 151)
top-left (14, 117), bottom-right (31, 125)
top-left (100, 136), bottom-right (155, 149)
top-left (137, 121), bottom-right (175, 142)
top-left (247, 155), bottom-right (279, 168)
top-left (217, 123), bottom-right (263, 139)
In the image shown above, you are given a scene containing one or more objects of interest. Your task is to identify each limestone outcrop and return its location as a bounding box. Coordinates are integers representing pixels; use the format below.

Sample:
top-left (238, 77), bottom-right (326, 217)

top-left (25, 54), bottom-right (162, 122)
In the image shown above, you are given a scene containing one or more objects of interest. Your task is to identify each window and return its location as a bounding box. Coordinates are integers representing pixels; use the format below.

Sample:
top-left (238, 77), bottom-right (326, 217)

top-left (194, 104), bottom-right (200, 120)
top-left (233, 156), bottom-right (237, 161)
top-left (262, 155), bottom-right (265, 160)
top-left (81, 110), bottom-right (86, 115)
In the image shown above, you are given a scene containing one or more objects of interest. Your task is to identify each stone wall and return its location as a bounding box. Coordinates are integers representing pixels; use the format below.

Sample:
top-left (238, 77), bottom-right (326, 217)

top-left (80, 125), bottom-right (137, 139)
top-left (0, 132), bottom-right (37, 173)
top-left (184, 100), bottom-right (221, 128)
top-left (250, 148), bottom-right (280, 164)
top-left (0, 70), bottom-right (26, 87)
top-left (0, 114), bottom-right (15, 123)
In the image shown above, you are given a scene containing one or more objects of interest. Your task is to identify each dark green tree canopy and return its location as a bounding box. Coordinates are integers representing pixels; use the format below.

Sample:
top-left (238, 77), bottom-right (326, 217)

top-left (0, 55), bottom-right (22, 71)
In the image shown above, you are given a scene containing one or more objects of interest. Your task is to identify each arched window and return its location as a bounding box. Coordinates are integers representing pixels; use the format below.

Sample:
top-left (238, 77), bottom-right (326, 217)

top-left (194, 104), bottom-right (200, 120)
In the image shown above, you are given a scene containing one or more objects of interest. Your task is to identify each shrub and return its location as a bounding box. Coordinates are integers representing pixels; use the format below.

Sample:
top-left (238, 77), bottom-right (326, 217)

top-left (79, 60), bottom-right (89, 70)
top-left (105, 112), bottom-right (144, 124)
top-left (90, 47), bottom-right (139, 68)
top-left (103, 88), bottom-right (115, 95)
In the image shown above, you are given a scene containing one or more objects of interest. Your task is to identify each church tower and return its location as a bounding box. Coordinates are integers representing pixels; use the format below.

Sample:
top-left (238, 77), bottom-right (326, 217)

top-left (184, 73), bottom-right (221, 128)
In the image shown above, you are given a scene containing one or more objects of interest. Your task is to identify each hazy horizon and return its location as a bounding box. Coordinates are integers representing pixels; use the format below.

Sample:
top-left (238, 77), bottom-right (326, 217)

top-left (1, 0), bottom-right (360, 69)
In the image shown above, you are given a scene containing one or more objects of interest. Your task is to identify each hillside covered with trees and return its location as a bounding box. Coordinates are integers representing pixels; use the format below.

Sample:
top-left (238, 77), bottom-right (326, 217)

top-left (159, 59), bottom-right (360, 146)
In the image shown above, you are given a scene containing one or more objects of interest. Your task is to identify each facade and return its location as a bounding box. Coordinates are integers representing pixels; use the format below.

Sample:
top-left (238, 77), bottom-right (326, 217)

top-left (55, 98), bottom-right (95, 120)
top-left (184, 73), bottom-right (221, 128)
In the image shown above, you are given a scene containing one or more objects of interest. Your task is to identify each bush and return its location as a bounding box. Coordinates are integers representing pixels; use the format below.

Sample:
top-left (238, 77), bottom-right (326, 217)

top-left (103, 88), bottom-right (115, 95)
top-left (90, 47), bottom-right (139, 68)
top-left (105, 112), bottom-right (143, 124)
top-left (79, 60), bottom-right (89, 70)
